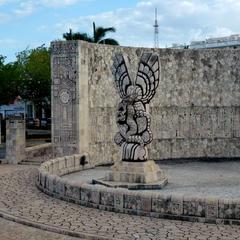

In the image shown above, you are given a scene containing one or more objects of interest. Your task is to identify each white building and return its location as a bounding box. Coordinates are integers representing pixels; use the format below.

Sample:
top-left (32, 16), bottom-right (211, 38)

top-left (172, 34), bottom-right (240, 49)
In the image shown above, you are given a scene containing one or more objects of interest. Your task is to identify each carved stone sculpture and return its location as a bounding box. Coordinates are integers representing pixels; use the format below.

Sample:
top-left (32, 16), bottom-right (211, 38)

top-left (112, 52), bottom-right (160, 162)
top-left (93, 52), bottom-right (167, 189)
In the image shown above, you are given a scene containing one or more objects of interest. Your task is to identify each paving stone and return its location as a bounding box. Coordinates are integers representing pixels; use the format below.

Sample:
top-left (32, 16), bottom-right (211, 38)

top-left (0, 217), bottom-right (81, 240)
top-left (0, 165), bottom-right (240, 239)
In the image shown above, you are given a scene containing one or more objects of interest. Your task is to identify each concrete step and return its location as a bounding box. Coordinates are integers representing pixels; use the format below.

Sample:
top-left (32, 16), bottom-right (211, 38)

top-left (19, 161), bottom-right (42, 166)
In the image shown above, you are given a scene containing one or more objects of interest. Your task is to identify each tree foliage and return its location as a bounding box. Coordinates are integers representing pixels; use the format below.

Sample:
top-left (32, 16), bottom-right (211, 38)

top-left (0, 46), bottom-right (51, 118)
top-left (0, 55), bottom-right (22, 104)
top-left (21, 46), bottom-right (51, 118)
top-left (63, 22), bottom-right (119, 45)
top-left (63, 29), bottom-right (93, 42)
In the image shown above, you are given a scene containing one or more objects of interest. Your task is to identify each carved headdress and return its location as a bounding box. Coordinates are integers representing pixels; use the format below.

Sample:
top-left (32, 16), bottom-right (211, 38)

top-left (112, 53), bottom-right (160, 104)
top-left (112, 52), bottom-right (160, 162)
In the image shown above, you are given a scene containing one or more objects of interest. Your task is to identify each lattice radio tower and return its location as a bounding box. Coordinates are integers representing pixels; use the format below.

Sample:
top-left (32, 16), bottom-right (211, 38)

top-left (153, 8), bottom-right (159, 48)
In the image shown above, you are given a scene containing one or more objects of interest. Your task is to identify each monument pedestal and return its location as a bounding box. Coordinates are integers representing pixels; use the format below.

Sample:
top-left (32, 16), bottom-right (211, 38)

top-left (93, 160), bottom-right (168, 190)
top-left (5, 119), bottom-right (26, 164)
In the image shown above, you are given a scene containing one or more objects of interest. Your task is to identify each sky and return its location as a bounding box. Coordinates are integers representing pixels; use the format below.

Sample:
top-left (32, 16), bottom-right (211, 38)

top-left (0, 0), bottom-right (240, 62)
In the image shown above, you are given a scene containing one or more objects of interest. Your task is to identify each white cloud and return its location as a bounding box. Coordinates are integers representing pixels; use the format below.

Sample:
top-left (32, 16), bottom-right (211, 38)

top-left (0, 38), bottom-right (18, 46)
top-left (146, 0), bottom-right (240, 45)
top-left (111, 0), bottom-right (240, 46)
top-left (5, 0), bottom-right (240, 48)
top-left (137, 1), bottom-right (152, 7)
top-left (13, 1), bottom-right (36, 17)
top-left (40, 0), bottom-right (78, 7)
top-left (210, 27), bottom-right (234, 38)
top-left (8, 0), bottom-right (90, 19)
top-left (54, 5), bottom-right (157, 47)
top-left (40, 0), bottom-right (91, 8)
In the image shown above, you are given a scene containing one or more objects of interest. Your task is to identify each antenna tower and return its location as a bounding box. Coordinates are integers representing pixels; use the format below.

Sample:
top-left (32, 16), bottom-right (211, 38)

top-left (153, 8), bottom-right (159, 48)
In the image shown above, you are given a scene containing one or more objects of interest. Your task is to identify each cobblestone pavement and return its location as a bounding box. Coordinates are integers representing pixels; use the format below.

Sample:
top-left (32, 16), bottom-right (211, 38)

top-left (1, 165), bottom-right (240, 240)
top-left (0, 217), bottom-right (81, 240)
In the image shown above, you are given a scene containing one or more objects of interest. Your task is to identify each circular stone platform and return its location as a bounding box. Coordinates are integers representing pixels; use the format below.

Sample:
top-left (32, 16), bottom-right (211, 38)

top-left (63, 161), bottom-right (240, 199)
top-left (1, 164), bottom-right (240, 240)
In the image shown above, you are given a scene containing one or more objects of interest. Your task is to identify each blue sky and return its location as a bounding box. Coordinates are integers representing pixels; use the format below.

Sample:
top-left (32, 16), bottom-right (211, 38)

top-left (1, 0), bottom-right (240, 62)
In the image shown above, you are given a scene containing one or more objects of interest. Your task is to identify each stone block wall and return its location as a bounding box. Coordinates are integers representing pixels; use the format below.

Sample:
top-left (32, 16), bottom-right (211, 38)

top-left (5, 119), bottom-right (25, 164)
top-left (51, 41), bottom-right (240, 165)
top-left (38, 153), bottom-right (91, 177)
top-left (25, 143), bottom-right (53, 163)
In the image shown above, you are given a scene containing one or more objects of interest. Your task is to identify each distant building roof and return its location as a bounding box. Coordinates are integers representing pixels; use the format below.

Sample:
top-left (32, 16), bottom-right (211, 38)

top-left (172, 34), bottom-right (240, 49)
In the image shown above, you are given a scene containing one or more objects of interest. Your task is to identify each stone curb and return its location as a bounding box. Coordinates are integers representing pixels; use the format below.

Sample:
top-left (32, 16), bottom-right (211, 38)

top-left (0, 208), bottom-right (112, 240)
top-left (25, 143), bottom-right (52, 152)
top-left (37, 156), bottom-right (240, 225)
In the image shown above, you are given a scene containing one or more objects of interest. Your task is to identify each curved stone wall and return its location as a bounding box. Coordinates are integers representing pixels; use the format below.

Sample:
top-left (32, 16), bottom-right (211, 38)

top-left (51, 41), bottom-right (240, 165)
top-left (37, 158), bottom-right (240, 225)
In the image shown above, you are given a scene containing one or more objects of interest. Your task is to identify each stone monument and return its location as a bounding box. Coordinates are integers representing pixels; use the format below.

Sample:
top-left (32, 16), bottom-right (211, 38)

top-left (5, 118), bottom-right (25, 164)
top-left (94, 52), bottom-right (168, 189)
top-left (51, 41), bottom-right (89, 157)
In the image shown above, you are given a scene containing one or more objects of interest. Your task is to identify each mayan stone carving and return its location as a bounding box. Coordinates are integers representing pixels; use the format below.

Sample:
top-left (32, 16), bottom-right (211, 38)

top-left (112, 53), bottom-right (160, 162)
top-left (51, 41), bottom-right (79, 156)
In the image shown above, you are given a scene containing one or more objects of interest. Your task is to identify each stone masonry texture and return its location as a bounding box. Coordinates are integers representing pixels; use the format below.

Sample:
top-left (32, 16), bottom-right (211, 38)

top-left (51, 41), bottom-right (240, 165)
top-left (0, 217), bottom-right (81, 240)
top-left (37, 157), bottom-right (240, 224)
top-left (5, 119), bottom-right (25, 164)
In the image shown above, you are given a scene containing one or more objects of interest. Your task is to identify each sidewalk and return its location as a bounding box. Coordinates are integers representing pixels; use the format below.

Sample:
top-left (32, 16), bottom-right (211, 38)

top-left (0, 164), bottom-right (240, 240)
top-left (0, 217), bottom-right (81, 240)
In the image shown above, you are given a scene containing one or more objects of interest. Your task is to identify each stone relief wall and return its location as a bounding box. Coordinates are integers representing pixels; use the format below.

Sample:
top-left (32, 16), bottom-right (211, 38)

top-left (51, 41), bottom-right (240, 164)
top-left (51, 41), bottom-right (80, 156)
top-left (87, 44), bottom-right (240, 164)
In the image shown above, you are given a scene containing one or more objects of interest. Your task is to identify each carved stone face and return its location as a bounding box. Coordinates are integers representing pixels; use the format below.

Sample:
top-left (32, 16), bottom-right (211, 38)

top-left (125, 86), bottom-right (143, 102)
top-left (116, 101), bottom-right (127, 124)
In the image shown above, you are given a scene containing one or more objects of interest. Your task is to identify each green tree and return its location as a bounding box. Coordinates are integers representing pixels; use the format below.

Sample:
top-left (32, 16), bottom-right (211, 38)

top-left (0, 55), bottom-right (6, 66)
top-left (0, 46), bottom-right (51, 119)
top-left (63, 28), bottom-right (92, 42)
top-left (63, 22), bottom-right (119, 45)
top-left (0, 55), bottom-right (22, 104)
top-left (20, 46), bottom-right (51, 119)
top-left (93, 22), bottom-right (119, 45)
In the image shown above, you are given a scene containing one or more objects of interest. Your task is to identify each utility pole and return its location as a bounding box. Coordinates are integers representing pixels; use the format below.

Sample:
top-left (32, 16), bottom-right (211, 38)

top-left (153, 8), bottom-right (159, 48)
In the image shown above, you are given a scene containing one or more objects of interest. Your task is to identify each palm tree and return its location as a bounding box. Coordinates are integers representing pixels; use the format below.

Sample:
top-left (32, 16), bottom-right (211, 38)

top-left (63, 29), bottom-right (74, 40)
top-left (63, 22), bottom-right (119, 45)
top-left (92, 22), bottom-right (119, 45)
top-left (63, 29), bottom-right (92, 42)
